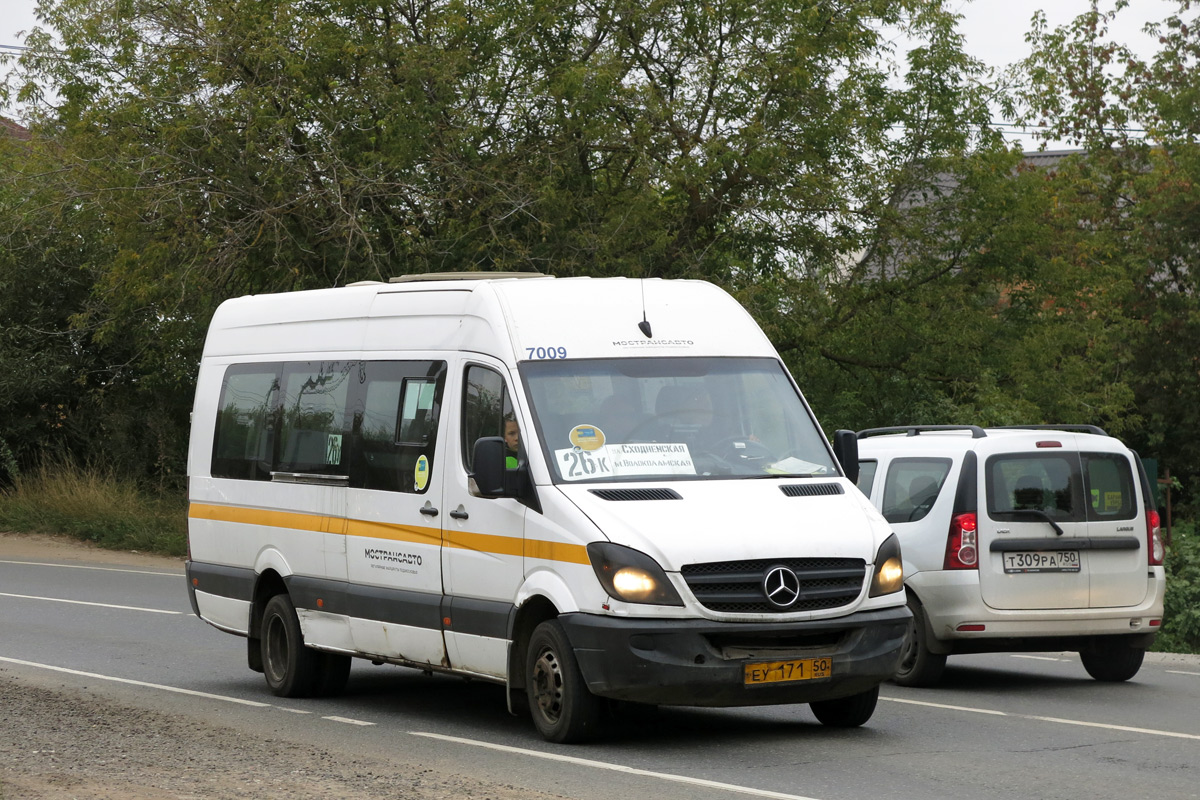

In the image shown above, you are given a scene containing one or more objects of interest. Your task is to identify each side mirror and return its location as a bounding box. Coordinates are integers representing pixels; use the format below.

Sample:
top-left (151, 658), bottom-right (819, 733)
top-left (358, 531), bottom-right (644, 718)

top-left (471, 436), bottom-right (510, 497)
top-left (832, 429), bottom-right (860, 485)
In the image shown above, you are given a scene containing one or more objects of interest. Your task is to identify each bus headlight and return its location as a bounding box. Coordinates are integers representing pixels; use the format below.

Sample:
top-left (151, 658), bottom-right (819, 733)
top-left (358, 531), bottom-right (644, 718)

top-left (587, 542), bottom-right (684, 606)
top-left (869, 534), bottom-right (905, 597)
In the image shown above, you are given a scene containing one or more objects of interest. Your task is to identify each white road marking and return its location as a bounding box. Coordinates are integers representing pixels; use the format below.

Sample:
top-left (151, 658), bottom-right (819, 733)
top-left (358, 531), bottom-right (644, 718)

top-left (0, 656), bottom-right (270, 707)
top-left (1167, 670), bottom-right (1200, 677)
top-left (0, 591), bottom-right (182, 615)
top-left (323, 715), bottom-right (375, 726)
top-left (410, 732), bottom-right (824, 800)
top-left (1011, 655), bottom-right (1064, 661)
top-left (0, 559), bottom-right (178, 577)
top-left (881, 696), bottom-right (1200, 740)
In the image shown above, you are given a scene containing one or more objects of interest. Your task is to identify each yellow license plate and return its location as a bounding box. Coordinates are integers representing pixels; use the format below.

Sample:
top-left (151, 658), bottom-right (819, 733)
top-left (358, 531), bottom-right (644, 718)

top-left (744, 657), bottom-right (833, 686)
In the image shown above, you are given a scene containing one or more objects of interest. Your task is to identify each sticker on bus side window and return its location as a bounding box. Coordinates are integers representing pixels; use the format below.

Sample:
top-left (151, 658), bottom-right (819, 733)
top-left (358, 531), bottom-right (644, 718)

top-left (414, 454), bottom-right (430, 491)
top-left (325, 434), bottom-right (343, 465)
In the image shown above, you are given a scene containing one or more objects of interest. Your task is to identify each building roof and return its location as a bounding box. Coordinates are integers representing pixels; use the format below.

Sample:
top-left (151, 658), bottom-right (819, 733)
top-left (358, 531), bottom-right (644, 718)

top-left (0, 117), bottom-right (30, 140)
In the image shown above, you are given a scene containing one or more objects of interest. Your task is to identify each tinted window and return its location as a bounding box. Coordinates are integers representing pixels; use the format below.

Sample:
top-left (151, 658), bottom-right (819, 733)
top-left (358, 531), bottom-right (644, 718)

top-left (278, 362), bottom-right (353, 476)
top-left (987, 453), bottom-right (1082, 521)
top-left (856, 460), bottom-right (878, 498)
top-left (881, 458), bottom-right (952, 523)
top-left (351, 361), bottom-right (446, 493)
top-left (212, 364), bottom-right (281, 480)
top-left (462, 365), bottom-right (516, 471)
top-left (1083, 453), bottom-right (1137, 521)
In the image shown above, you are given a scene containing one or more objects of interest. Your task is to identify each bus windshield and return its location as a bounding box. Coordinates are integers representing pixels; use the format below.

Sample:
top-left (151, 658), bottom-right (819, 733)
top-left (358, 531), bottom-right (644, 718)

top-left (520, 357), bottom-right (838, 483)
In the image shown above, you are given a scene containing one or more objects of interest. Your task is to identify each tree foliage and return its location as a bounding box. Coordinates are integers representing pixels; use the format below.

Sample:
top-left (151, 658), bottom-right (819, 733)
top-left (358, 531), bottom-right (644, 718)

top-left (1, 0), bottom-right (1197, 509)
top-left (1014, 0), bottom-right (1200, 505)
top-left (2, 0), bottom-right (1007, 480)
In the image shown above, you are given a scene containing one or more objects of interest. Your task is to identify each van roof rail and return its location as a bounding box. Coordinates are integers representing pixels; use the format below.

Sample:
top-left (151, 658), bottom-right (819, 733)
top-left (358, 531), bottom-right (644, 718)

top-left (990, 424), bottom-right (1108, 436)
top-left (388, 271), bottom-right (550, 283)
top-left (857, 425), bottom-right (987, 439)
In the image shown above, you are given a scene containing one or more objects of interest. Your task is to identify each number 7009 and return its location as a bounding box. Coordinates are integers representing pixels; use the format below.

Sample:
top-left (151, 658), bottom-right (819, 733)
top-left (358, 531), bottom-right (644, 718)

top-left (526, 346), bottom-right (567, 359)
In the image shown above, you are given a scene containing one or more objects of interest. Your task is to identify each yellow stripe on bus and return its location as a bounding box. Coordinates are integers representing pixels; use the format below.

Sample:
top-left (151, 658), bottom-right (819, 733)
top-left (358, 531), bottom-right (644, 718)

top-left (345, 518), bottom-right (440, 547)
top-left (188, 503), bottom-right (345, 534)
top-left (523, 538), bottom-right (590, 565)
top-left (188, 503), bottom-right (588, 565)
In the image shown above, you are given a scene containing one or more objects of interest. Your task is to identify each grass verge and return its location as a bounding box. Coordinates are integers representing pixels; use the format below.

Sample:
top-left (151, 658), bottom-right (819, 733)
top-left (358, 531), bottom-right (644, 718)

top-left (0, 463), bottom-right (187, 557)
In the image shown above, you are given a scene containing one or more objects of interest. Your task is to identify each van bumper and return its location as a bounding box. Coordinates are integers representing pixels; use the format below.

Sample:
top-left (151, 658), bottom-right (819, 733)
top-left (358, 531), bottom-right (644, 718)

top-left (559, 606), bottom-right (910, 707)
top-left (909, 570), bottom-right (1165, 649)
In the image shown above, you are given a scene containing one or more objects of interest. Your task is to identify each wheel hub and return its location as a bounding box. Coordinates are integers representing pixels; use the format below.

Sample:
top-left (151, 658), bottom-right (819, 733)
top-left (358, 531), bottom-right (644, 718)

top-left (531, 646), bottom-right (564, 722)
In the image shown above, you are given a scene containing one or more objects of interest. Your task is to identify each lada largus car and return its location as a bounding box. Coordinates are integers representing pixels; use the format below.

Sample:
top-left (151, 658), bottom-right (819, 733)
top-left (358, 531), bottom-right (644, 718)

top-left (854, 425), bottom-right (1165, 686)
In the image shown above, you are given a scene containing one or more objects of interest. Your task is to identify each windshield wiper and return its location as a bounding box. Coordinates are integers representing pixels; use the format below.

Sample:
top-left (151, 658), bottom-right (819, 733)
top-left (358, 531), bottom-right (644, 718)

top-left (746, 472), bottom-right (828, 479)
top-left (1008, 509), bottom-right (1065, 536)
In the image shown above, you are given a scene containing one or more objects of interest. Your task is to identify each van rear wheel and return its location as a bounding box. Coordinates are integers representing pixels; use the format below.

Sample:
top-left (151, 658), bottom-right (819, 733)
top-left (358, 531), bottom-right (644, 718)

top-left (261, 594), bottom-right (321, 697)
top-left (809, 685), bottom-right (879, 728)
top-left (526, 619), bottom-right (602, 743)
top-left (893, 594), bottom-right (946, 687)
top-left (1080, 637), bottom-right (1145, 682)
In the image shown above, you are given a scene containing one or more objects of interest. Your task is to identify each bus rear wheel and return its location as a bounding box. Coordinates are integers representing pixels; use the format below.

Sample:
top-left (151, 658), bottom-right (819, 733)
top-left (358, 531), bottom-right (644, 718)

top-left (261, 594), bottom-right (321, 697)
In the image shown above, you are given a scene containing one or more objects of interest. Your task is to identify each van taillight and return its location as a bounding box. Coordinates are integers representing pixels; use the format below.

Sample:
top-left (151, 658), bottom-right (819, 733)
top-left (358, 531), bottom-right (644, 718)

top-left (944, 512), bottom-right (978, 570)
top-left (1147, 509), bottom-right (1164, 566)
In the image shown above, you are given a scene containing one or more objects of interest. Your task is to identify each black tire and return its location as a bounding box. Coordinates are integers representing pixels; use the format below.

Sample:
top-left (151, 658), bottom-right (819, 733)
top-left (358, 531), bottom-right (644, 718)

top-left (525, 619), bottom-right (602, 743)
top-left (809, 685), bottom-right (879, 728)
top-left (1080, 637), bottom-right (1146, 682)
top-left (893, 594), bottom-right (947, 688)
top-left (261, 594), bottom-right (321, 697)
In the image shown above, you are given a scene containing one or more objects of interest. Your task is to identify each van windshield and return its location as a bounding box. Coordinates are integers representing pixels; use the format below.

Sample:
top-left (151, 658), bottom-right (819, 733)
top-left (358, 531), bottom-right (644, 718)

top-left (520, 357), bottom-right (838, 483)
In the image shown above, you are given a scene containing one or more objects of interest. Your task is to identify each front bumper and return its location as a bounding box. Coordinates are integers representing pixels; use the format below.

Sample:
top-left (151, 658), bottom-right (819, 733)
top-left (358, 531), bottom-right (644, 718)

top-left (559, 605), bottom-right (910, 707)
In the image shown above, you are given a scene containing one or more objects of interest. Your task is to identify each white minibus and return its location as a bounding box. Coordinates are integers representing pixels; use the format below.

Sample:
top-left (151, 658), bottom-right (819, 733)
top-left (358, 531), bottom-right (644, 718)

top-left (185, 274), bottom-right (909, 742)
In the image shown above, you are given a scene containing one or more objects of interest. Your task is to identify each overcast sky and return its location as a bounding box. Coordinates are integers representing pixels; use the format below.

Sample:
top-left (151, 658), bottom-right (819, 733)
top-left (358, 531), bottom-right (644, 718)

top-left (0, 0), bottom-right (1184, 149)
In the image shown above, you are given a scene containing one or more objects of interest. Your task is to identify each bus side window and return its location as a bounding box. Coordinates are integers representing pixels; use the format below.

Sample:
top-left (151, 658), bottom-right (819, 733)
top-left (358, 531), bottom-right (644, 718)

top-left (277, 362), bottom-right (354, 476)
top-left (352, 361), bottom-right (446, 493)
top-left (212, 364), bottom-right (281, 480)
top-left (461, 365), bottom-right (514, 472)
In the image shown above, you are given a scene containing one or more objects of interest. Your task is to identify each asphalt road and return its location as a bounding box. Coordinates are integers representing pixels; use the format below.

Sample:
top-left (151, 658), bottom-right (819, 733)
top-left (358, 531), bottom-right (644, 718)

top-left (2, 534), bottom-right (1198, 800)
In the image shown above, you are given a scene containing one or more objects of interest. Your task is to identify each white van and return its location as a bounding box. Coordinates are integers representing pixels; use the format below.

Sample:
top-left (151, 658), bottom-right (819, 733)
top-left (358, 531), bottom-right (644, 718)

top-left (185, 274), bottom-right (909, 742)
top-left (855, 425), bottom-right (1165, 686)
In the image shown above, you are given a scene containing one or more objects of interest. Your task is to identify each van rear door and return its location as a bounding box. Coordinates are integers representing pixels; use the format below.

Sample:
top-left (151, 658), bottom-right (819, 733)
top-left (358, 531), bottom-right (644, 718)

top-left (1080, 451), bottom-right (1148, 608)
top-left (979, 450), bottom-right (1090, 610)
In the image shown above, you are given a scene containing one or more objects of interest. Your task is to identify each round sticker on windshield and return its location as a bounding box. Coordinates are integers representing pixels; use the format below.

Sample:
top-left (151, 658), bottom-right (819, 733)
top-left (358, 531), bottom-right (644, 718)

top-left (414, 454), bottom-right (430, 491)
top-left (569, 424), bottom-right (606, 451)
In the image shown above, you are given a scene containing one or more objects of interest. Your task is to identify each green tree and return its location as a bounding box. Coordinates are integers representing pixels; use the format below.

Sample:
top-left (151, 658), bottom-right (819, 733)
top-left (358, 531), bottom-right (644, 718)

top-left (773, 144), bottom-right (1140, 435)
top-left (1015, 0), bottom-right (1200, 507)
top-left (2, 0), bottom-right (1006, 478)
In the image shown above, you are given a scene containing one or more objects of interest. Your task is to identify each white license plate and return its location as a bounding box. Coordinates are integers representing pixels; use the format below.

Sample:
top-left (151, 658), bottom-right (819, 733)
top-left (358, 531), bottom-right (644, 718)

top-left (1003, 550), bottom-right (1081, 573)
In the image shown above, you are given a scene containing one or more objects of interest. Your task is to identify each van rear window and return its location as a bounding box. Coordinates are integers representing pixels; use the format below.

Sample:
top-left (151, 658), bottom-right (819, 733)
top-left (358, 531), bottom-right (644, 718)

top-left (986, 452), bottom-right (1136, 522)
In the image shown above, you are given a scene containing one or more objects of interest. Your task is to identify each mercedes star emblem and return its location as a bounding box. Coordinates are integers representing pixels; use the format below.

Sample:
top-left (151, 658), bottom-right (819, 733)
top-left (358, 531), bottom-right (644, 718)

top-left (763, 565), bottom-right (802, 609)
